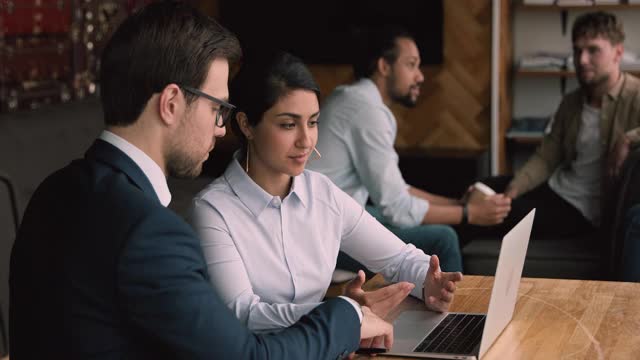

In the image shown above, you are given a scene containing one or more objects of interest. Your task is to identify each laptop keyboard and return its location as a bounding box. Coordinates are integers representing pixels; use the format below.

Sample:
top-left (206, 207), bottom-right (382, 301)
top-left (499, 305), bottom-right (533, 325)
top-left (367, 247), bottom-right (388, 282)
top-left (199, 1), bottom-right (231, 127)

top-left (414, 313), bottom-right (486, 355)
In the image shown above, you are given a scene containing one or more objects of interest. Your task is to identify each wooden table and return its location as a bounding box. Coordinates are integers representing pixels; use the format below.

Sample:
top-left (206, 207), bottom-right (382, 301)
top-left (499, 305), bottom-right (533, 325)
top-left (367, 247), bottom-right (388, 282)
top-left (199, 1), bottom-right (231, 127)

top-left (362, 275), bottom-right (640, 359)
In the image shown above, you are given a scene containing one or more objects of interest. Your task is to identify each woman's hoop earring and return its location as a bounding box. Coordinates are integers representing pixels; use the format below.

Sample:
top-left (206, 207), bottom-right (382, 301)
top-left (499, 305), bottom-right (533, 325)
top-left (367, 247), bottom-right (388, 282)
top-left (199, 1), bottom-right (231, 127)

top-left (245, 146), bottom-right (250, 173)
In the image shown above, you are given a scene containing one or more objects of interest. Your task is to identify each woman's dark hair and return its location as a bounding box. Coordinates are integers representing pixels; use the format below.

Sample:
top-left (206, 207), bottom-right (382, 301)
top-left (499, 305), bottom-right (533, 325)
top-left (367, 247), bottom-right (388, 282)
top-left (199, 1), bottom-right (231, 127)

top-left (229, 51), bottom-right (320, 148)
top-left (100, 1), bottom-right (241, 126)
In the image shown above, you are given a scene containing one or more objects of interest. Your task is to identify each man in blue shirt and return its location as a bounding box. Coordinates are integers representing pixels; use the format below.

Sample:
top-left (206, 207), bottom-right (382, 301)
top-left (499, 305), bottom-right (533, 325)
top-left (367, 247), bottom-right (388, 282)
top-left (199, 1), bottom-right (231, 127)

top-left (9, 3), bottom-right (393, 359)
top-left (309, 27), bottom-right (511, 273)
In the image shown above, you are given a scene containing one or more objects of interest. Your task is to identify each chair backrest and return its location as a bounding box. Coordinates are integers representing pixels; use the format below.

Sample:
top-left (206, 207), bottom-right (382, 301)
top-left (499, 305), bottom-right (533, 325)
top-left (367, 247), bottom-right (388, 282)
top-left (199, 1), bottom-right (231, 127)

top-left (607, 147), bottom-right (640, 279)
top-left (0, 172), bottom-right (20, 357)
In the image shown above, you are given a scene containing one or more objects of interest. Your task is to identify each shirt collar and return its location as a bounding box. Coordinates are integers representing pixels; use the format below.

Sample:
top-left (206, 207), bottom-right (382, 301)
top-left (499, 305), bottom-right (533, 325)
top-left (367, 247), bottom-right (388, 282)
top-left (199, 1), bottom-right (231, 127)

top-left (289, 173), bottom-right (308, 208)
top-left (606, 72), bottom-right (626, 100)
top-left (354, 78), bottom-right (385, 106)
top-left (99, 130), bottom-right (172, 207)
top-left (224, 151), bottom-right (308, 217)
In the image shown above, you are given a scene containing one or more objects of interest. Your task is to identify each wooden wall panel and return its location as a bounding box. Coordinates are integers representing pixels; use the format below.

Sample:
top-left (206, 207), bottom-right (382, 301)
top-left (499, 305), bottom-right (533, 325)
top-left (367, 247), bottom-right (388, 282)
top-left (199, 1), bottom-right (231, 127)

top-left (400, 0), bottom-right (492, 152)
top-left (308, 0), bottom-right (494, 154)
top-left (205, 0), bottom-right (496, 155)
top-left (498, 0), bottom-right (513, 174)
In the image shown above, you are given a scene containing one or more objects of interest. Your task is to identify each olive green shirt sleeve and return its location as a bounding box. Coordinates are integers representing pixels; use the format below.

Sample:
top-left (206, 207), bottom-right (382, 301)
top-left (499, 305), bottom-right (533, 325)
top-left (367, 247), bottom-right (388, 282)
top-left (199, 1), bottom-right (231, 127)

top-left (509, 97), bottom-right (573, 195)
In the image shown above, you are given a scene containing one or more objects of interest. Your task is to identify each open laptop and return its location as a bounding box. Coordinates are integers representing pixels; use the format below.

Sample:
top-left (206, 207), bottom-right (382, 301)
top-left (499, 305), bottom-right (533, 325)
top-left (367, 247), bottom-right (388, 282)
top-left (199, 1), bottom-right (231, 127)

top-left (386, 209), bottom-right (535, 360)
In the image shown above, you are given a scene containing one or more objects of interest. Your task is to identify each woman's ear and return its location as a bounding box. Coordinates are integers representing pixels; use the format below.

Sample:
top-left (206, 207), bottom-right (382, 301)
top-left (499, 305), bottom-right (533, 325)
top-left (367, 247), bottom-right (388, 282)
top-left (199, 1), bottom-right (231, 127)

top-left (236, 111), bottom-right (254, 140)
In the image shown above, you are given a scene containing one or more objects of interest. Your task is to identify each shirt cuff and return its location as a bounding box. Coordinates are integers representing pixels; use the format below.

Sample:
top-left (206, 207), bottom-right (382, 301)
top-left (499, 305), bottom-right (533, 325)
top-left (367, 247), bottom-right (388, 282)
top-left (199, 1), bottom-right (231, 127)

top-left (407, 196), bottom-right (430, 227)
top-left (338, 296), bottom-right (363, 323)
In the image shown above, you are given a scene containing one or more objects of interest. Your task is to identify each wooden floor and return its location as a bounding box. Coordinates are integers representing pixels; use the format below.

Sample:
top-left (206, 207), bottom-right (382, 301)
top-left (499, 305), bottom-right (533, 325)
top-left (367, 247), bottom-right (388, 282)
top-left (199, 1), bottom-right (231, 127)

top-left (362, 275), bottom-right (640, 359)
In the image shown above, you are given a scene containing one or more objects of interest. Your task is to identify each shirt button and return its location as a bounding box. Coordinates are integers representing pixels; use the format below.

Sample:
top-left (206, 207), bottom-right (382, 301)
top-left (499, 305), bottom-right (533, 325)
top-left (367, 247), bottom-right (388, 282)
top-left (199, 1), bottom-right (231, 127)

top-left (271, 197), bottom-right (282, 208)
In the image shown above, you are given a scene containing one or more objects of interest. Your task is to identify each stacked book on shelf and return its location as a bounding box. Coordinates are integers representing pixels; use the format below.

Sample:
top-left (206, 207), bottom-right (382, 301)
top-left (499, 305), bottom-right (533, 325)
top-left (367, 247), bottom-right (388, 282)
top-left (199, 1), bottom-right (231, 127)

top-left (619, 51), bottom-right (640, 71)
top-left (551, 0), bottom-right (621, 5)
top-left (522, 0), bottom-right (555, 4)
top-left (518, 52), bottom-right (570, 71)
top-left (518, 51), bottom-right (640, 73)
top-left (556, 0), bottom-right (593, 5)
top-left (564, 50), bottom-right (640, 71)
top-left (506, 117), bottom-right (552, 140)
top-left (522, 0), bottom-right (640, 6)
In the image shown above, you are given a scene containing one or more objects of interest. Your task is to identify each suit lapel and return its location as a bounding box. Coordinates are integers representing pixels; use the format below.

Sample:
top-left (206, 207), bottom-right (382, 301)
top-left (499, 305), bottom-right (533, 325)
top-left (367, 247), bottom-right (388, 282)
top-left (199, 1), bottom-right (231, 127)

top-left (85, 139), bottom-right (160, 203)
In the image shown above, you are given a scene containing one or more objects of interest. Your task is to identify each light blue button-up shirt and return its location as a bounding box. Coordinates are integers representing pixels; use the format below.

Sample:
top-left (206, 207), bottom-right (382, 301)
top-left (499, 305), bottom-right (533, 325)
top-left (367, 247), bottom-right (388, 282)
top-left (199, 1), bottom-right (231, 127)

top-left (307, 78), bottom-right (429, 228)
top-left (190, 155), bottom-right (430, 332)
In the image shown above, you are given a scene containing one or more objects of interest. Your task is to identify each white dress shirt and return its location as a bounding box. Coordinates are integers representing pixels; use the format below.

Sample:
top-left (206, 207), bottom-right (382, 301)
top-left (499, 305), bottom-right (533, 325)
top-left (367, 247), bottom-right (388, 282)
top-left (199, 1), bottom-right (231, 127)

top-left (307, 78), bottom-right (429, 228)
top-left (190, 155), bottom-right (431, 332)
top-left (99, 132), bottom-right (359, 323)
top-left (99, 130), bottom-right (171, 206)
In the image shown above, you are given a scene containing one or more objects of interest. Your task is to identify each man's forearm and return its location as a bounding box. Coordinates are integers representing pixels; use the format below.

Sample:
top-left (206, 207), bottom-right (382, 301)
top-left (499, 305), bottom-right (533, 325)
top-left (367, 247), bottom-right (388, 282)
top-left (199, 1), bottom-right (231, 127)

top-left (409, 186), bottom-right (459, 206)
top-left (421, 203), bottom-right (463, 225)
top-left (410, 186), bottom-right (463, 225)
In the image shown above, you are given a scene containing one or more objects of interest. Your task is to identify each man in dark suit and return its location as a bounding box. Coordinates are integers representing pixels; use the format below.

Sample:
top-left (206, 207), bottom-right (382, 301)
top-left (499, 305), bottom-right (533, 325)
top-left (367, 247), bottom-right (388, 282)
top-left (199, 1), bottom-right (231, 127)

top-left (9, 2), bottom-right (393, 358)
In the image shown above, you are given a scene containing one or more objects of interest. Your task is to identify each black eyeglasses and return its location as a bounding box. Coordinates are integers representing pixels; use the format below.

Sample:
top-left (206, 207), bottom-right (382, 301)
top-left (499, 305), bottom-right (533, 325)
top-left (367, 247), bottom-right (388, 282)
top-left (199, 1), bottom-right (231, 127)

top-left (180, 85), bottom-right (236, 128)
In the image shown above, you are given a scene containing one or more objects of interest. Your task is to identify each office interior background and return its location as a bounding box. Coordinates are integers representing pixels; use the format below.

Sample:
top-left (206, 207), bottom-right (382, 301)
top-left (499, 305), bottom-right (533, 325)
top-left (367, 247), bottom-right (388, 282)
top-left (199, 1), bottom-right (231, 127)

top-left (1, 0), bottom-right (640, 357)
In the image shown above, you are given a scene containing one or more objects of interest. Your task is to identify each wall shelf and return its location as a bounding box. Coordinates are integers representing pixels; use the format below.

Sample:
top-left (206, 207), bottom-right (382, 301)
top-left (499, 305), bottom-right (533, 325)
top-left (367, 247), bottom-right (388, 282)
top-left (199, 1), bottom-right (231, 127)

top-left (520, 4), bottom-right (640, 11)
top-left (516, 68), bottom-right (640, 93)
top-left (519, 2), bottom-right (640, 33)
top-left (506, 133), bottom-right (544, 145)
top-left (517, 69), bottom-right (640, 77)
top-left (498, 2), bottom-right (640, 173)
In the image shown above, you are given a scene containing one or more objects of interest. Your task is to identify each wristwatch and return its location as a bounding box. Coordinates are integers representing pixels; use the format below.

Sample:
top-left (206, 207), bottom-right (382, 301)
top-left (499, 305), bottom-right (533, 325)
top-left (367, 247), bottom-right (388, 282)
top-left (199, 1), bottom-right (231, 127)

top-left (461, 204), bottom-right (468, 225)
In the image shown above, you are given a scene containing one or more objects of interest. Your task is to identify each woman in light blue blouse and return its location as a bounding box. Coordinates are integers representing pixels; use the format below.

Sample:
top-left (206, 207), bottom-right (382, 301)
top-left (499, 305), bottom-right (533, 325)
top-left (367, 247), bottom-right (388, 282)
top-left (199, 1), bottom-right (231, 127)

top-left (190, 52), bottom-right (463, 332)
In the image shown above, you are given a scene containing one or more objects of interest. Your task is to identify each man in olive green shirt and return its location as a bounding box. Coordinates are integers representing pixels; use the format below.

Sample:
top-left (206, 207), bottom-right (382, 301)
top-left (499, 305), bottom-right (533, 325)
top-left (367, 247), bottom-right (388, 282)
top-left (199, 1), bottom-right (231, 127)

top-left (484, 12), bottom-right (640, 239)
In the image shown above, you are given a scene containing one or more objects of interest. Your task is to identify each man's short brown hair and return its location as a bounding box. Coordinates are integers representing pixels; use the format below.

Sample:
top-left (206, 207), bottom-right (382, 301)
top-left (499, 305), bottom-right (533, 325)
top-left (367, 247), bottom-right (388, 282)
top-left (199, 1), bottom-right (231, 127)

top-left (572, 11), bottom-right (625, 45)
top-left (100, 1), bottom-right (242, 127)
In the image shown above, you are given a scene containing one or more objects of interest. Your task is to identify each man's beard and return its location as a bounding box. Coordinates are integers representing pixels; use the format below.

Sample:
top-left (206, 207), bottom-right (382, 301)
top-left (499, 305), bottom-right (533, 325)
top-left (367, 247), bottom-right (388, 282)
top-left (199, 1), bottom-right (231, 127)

top-left (391, 91), bottom-right (418, 108)
top-left (387, 75), bottom-right (420, 108)
top-left (576, 68), bottom-right (610, 90)
top-left (166, 150), bottom-right (203, 179)
top-left (165, 112), bottom-right (205, 179)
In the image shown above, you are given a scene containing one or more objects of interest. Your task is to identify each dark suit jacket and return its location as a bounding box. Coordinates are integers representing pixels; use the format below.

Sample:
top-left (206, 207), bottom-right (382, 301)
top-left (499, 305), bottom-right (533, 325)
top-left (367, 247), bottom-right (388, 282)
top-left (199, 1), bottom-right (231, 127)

top-left (10, 140), bottom-right (359, 359)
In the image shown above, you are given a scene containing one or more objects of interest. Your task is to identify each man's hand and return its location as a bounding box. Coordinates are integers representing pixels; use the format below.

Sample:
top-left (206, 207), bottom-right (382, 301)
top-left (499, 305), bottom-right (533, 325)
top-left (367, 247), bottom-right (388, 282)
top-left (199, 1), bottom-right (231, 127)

top-left (459, 185), bottom-right (474, 205)
top-left (423, 255), bottom-right (463, 312)
top-left (467, 194), bottom-right (511, 225)
top-left (504, 184), bottom-right (519, 199)
top-left (344, 270), bottom-right (414, 319)
top-left (357, 306), bottom-right (394, 356)
top-left (607, 134), bottom-right (631, 178)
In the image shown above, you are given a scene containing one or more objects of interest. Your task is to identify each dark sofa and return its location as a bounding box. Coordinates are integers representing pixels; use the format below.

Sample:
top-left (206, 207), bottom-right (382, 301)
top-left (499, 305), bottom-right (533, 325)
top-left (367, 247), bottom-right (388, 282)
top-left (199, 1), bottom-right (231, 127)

top-left (461, 147), bottom-right (640, 280)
